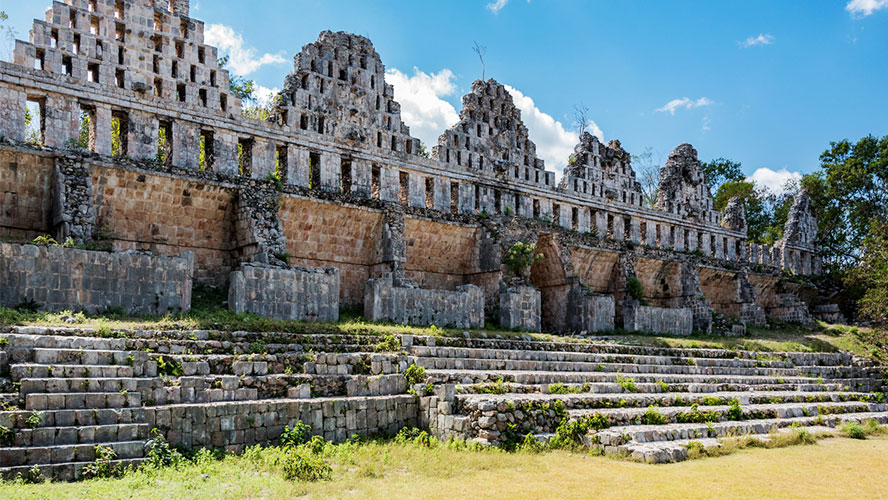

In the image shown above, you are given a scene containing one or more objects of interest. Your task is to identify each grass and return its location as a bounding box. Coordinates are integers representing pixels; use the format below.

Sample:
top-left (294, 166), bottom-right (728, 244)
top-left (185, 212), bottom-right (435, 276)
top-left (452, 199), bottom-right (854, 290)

top-left (3, 435), bottom-right (888, 500)
top-left (602, 321), bottom-right (884, 358)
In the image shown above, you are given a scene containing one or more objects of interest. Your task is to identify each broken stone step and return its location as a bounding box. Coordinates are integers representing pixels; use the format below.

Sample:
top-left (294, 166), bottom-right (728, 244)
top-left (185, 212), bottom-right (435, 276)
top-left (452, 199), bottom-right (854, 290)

top-left (0, 457), bottom-right (147, 482)
top-left (410, 345), bottom-right (807, 369)
top-left (569, 401), bottom-right (887, 426)
top-left (412, 356), bottom-right (862, 379)
top-left (0, 407), bottom-right (146, 430)
top-left (8, 423), bottom-right (150, 447)
top-left (0, 334), bottom-right (128, 351)
top-left (25, 391), bottom-right (142, 411)
top-left (10, 363), bottom-right (136, 381)
top-left (456, 390), bottom-right (881, 413)
top-left (22, 348), bottom-right (148, 367)
top-left (19, 377), bottom-right (162, 395)
top-left (0, 440), bottom-right (145, 467)
top-left (455, 380), bottom-right (848, 395)
top-left (596, 411), bottom-right (888, 447)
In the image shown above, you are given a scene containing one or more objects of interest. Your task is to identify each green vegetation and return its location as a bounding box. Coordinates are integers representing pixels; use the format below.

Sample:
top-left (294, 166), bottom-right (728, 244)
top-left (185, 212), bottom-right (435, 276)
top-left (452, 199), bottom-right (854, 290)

top-left (615, 375), bottom-right (638, 393)
top-left (503, 242), bottom-right (543, 277)
top-left (403, 364), bottom-right (427, 386)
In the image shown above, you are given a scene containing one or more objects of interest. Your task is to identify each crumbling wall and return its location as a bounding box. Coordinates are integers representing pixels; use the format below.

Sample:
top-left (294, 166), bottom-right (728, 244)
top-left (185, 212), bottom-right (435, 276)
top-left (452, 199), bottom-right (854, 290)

top-left (91, 164), bottom-right (236, 286)
top-left (623, 301), bottom-right (693, 336)
top-left (0, 148), bottom-right (54, 239)
top-left (229, 263), bottom-right (339, 322)
top-left (656, 144), bottom-right (720, 226)
top-left (498, 285), bottom-right (541, 331)
top-left (0, 242), bottom-right (192, 314)
top-left (364, 274), bottom-right (484, 328)
top-left (566, 287), bottom-right (615, 333)
top-left (560, 133), bottom-right (644, 207)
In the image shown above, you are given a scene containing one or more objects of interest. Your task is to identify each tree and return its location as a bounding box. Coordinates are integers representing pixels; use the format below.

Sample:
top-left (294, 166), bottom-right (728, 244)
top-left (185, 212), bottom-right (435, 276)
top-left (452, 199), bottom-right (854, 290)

top-left (803, 135), bottom-right (888, 272)
top-left (701, 158), bottom-right (744, 190)
top-left (632, 147), bottom-right (661, 209)
top-left (713, 180), bottom-right (779, 244)
top-left (573, 103), bottom-right (590, 137)
top-left (848, 219), bottom-right (888, 325)
top-left (472, 41), bottom-right (487, 81)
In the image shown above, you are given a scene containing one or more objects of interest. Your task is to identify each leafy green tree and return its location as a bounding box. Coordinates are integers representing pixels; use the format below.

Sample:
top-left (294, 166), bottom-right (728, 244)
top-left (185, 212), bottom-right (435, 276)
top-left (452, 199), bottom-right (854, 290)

top-left (701, 158), bottom-right (744, 190)
top-left (713, 180), bottom-right (776, 244)
top-left (804, 135), bottom-right (888, 271)
top-left (847, 219), bottom-right (888, 324)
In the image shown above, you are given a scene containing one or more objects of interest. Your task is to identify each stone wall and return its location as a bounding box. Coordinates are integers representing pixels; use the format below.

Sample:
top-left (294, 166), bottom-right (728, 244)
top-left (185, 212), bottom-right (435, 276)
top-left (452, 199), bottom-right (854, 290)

top-left (364, 274), bottom-right (484, 328)
top-left (149, 395), bottom-right (418, 451)
top-left (229, 263), bottom-right (340, 322)
top-left (498, 286), bottom-right (541, 331)
top-left (0, 243), bottom-right (193, 314)
top-left (91, 164), bottom-right (236, 286)
top-left (623, 301), bottom-right (693, 336)
top-left (0, 148), bottom-right (54, 239)
top-left (404, 217), bottom-right (479, 291)
top-left (567, 288), bottom-right (616, 333)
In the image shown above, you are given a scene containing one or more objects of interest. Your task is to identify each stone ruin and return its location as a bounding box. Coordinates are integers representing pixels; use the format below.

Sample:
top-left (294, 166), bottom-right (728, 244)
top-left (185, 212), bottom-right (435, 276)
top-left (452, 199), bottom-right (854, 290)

top-left (0, 0), bottom-right (880, 481)
top-left (0, 0), bottom-right (831, 333)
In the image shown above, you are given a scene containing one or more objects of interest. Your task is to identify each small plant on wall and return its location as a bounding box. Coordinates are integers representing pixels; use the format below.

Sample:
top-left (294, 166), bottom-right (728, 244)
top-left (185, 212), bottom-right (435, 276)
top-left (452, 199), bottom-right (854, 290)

top-left (504, 242), bottom-right (543, 281)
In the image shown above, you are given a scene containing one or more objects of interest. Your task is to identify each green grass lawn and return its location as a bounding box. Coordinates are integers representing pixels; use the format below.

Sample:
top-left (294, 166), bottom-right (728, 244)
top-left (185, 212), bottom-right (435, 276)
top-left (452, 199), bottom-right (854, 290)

top-left (3, 432), bottom-right (888, 500)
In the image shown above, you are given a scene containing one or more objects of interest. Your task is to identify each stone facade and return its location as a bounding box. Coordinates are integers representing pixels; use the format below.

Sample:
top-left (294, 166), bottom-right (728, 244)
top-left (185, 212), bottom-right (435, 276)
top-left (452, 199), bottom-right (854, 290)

top-left (498, 286), bottom-right (541, 331)
top-left (0, 243), bottom-right (192, 314)
top-left (365, 274), bottom-right (484, 328)
top-left (623, 300), bottom-right (693, 336)
top-left (228, 263), bottom-right (340, 322)
top-left (566, 287), bottom-right (616, 333)
top-left (0, 0), bottom-right (832, 330)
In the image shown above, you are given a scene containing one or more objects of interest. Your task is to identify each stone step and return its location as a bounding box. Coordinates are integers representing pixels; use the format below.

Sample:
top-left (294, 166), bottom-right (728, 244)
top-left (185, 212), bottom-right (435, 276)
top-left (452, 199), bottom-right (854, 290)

top-left (410, 345), bottom-right (804, 369)
top-left (26, 348), bottom-right (148, 367)
top-left (19, 377), bottom-right (162, 395)
top-left (25, 391), bottom-right (142, 411)
top-left (611, 425), bottom-right (836, 464)
top-left (569, 401), bottom-right (887, 426)
top-left (412, 356), bottom-right (863, 379)
top-left (10, 363), bottom-right (137, 381)
top-left (456, 390), bottom-right (882, 413)
top-left (405, 335), bottom-right (861, 365)
top-left (6, 423), bottom-right (150, 447)
top-left (0, 440), bottom-right (145, 467)
top-left (596, 411), bottom-right (888, 448)
top-left (0, 407), bottom-right (146, 430)
top-left (0, 457), bottom-right (147, 482)
top-left (455, 380), bottom-right (848, 395)
top-left (428, 368), bottom-right (873, 388)
top-left (0, 333), bottom-right (128, 351)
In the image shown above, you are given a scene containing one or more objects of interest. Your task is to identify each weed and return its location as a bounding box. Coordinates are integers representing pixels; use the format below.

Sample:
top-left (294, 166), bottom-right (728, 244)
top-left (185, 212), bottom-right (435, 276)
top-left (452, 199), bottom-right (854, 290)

top-left (615, 375), bottom-right (638, 393)
top-left (26, 411), bottom-right (42, 429)
top-left (404, 364), bottom-right (427, 386)
top-left (281, 421), bottom-right (312, 448)
top-left (374, 334), bottom-right (400, 353)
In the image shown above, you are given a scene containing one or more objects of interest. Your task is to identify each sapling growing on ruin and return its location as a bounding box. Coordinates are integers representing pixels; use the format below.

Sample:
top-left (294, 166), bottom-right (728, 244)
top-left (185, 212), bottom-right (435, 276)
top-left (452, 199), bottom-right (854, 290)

top-left (503, 242), bottom-right (542, 279)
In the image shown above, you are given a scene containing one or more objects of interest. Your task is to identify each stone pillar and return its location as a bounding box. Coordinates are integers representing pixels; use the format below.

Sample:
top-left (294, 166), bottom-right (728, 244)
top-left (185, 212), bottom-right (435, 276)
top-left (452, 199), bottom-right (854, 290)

top-left (127, 110), bottom-right (158, 162)
top-left (93, 104), bottom-right (112, 156)
top-left (214, 131), bottom-right (238, 176)
top-left (595, 212), bottom-right (608, 238)
top-left (288, 145), bottom-right (309, 187)
top-left (251, 138), bottom-right (275, 179)
top-left (612, 215), bottom-right (625, 241)
top-left (352, 159), bottom-right (372, 198)
top-left (43, 94), bottom-right (81, 149)
top-left (458, 182), bottom-right (475, 214)
top-left (433, 177), bottom-right (450, 213)
top-left (172, 121), bottom-right (199, 170)
top-left (629, 218), bottom-right (642, 245)
top-left (319, 151), bottom-right (340, 193)
top-left (673, 227), bottom-right (685, 252)
top-left (645, 222), bottom-right (657, 247)
top-left (380, 166), bottom-right (400, 202)
top-left (499, 286), bottom-right (541, 332)
top-left (408, 174), bottom-right (425, 208)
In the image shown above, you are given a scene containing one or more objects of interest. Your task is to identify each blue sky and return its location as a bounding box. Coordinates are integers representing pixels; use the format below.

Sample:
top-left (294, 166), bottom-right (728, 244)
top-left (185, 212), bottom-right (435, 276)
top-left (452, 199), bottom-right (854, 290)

top-left (4, 0), bottom-right (888, 190)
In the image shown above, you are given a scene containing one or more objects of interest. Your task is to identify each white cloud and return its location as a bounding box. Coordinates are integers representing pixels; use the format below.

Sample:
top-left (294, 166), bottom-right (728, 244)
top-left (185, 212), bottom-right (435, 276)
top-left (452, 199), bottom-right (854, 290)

top-left (656, 97), bottom-right (713, 115)
top-left (741, 33), bottom-right (775, 48)
top-left (505, 85), bottom-right (601, 179)
top-left (254, 84), bottom-right (280, 107)
top-left (385, 67), bottom-right (460, 149)
top-left (204, 24), bottom-right (287, 76)
top-left (748, 167), bottom-right (802, 193)
top-left (487, 0), bottom-right (510, 13)
top-left (846, 0), bottom-right (888, 16)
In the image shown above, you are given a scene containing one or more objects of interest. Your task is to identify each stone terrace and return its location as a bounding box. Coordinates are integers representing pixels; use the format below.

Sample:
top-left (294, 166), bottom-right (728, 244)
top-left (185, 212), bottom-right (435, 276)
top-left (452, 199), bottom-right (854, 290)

top-left (1, 326), bottom-right (886, 480)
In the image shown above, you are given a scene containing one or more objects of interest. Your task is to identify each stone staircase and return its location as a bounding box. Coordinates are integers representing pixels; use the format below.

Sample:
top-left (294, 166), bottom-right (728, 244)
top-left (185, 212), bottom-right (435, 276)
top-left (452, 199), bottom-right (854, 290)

top-left (409, 337), bottom-right (888, 463)
top-left (0, 326), bottom-right (412, 481)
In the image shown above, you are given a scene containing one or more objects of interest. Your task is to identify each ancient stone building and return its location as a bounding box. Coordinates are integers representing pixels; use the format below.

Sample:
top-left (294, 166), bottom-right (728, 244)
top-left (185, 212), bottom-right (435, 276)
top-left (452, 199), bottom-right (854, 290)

top-left (0, 0), bottom-right (825, 332)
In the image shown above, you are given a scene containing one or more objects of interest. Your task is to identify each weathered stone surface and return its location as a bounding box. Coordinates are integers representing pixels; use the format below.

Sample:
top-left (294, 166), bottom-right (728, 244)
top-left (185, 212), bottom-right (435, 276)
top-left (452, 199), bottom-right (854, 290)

top-left (228, 263), bottom-right (340, 322)
top-left (0, 243), bottom-right (192, 314)
top-left (365, 274), bottom-right (484, 328)
top-left (499, 286), bottom-right (541, 331)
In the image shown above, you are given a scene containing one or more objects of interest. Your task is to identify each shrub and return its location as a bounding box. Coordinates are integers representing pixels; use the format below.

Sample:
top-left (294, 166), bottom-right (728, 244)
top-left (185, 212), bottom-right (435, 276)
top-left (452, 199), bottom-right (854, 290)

top-left (144, 428), bottom-right (184, 469)
top-left (549, 413), bottom-right (611, 449)
top-left (615, 375), bottom-right (638, 393)
top-left (640, 406), bottom-right (668, 425)
top-left (31, 235), bottom-right (58, 247)
top-left (156, 357), bottom-right (184, 377)
top-left (81, 446), bottom-right (122, 479)
top-left (503, 242), bottom-right (543, 277)
top-left (626, 277), bottom-right (644, 301)
top-left (26, 411), bottom-right (42, 429)
top-left (374, 334), bottom-right (400, 353)
top-left (394, 427), bottom-right (436, 448)
top-left (0, 426), bottom-right (14, 446)
top-left (281, 421), bottom-right (312, 448)
top-left (280, 449), bottom-right (332, 482)
top-left (726, 399), bottom-right (744, 421)
top-left (843, 422), bottom-right (867, 439)
top-left (403, 363), bottom-right (427, 385)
